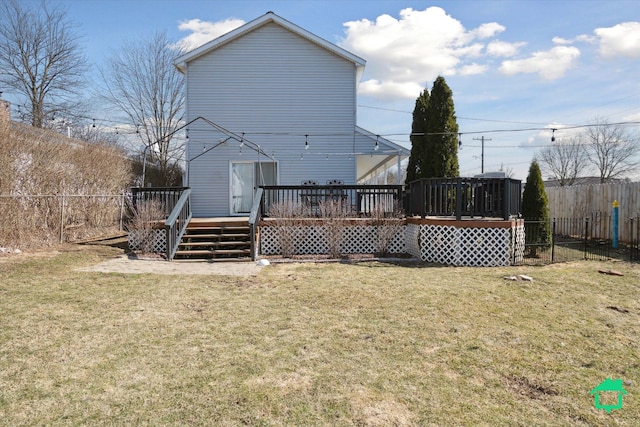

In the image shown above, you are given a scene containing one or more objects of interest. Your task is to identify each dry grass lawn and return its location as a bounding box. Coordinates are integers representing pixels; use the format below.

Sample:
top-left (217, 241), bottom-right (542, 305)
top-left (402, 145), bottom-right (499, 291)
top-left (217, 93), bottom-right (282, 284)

top-left (0, 245), bottom-right (639, 426)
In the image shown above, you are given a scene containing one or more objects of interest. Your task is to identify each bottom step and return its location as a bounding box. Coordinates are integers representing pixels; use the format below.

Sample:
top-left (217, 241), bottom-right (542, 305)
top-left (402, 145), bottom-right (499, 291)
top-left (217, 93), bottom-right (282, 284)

top-left (174, 248), bottom-right (252, 259)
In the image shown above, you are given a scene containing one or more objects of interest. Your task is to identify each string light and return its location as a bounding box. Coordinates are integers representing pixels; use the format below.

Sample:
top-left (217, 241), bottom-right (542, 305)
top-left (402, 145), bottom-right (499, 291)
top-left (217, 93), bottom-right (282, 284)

top-left (4, 98), bottom-right (640, 148)
top-left (305, 134), bottom-right (309, 150)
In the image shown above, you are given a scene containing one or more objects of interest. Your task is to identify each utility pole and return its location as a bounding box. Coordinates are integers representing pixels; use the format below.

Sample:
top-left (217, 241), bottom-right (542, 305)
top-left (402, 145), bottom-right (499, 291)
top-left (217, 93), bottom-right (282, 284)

top-left (473, 136), bottom-right (491, 174)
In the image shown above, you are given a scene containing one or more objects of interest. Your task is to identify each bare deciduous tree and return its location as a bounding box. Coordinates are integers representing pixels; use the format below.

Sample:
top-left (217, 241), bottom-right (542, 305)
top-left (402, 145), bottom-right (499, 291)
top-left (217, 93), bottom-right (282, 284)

top-left (499, 163), bottom-right (515, 178)
top-left (69, 123), bottom-right (120, 146)
top-left (584, 117), bottom-right (639, 183)
top-left (537, 136), bottom-right (589, 186)
top-left (0, 0), bottom-right (87, 128)
top-left (99, 31), bottom-right (185, 184)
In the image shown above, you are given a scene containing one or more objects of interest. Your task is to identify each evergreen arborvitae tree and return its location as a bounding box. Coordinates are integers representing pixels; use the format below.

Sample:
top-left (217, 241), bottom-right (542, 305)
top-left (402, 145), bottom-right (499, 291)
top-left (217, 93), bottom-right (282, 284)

top-left (522, 160), bottom-right (551, 256)
top-left (405, 89), bottom-right (429, 184)
top-left (424, 76), bottom-right (459, 178)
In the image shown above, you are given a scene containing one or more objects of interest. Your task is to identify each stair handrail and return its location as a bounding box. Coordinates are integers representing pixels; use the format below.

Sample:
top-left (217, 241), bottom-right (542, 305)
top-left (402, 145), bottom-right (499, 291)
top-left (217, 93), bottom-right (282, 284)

top-left (165, 188), bottom-right (192, 261)
top-left (248, 187), bottom-right (264, 261)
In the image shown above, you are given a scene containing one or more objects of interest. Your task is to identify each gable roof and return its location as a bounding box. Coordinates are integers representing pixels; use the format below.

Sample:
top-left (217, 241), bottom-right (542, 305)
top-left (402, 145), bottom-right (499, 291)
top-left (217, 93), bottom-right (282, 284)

top-left (175, 11), bottom-right (366, 79)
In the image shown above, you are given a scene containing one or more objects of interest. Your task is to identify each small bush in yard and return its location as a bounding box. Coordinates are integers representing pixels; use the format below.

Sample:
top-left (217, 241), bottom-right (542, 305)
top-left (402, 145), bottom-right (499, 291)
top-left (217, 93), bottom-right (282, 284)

top-left (369, 201), bottom-right (404, 256)
top-left (268, 200), bottom-right (311, 257)
top-left (127, 199), bottom-right (165, 254)
top-left (319, 199), bottom-right (348, 258)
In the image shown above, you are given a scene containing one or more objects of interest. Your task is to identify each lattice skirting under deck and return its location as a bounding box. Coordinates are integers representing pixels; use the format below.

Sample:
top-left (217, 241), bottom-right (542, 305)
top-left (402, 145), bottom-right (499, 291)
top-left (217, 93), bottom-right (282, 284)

top-left (128, 221), bottom-right (526, 267)
top-left (406, 222), bottom-right (525, 266)
top-left (260, 225), bottom-right (406, 255)
top-left (128, 229), bottom-right (165, 253)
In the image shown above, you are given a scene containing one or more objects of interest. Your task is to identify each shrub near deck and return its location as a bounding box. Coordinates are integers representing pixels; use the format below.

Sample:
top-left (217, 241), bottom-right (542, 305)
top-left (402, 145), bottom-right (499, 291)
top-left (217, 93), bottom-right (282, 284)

top-left (0, 246), bottom-right (638, 425)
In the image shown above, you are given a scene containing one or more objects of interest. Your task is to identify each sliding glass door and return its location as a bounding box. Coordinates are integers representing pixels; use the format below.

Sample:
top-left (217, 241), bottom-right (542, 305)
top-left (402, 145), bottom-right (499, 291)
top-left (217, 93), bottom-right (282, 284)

top-left (230, 161), bottom-right (277, 215)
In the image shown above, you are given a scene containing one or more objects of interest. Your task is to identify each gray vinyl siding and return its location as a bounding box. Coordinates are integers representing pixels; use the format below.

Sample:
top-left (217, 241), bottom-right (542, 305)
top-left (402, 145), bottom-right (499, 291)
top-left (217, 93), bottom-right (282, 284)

top-left (184, 22), bottom-right (358, 217)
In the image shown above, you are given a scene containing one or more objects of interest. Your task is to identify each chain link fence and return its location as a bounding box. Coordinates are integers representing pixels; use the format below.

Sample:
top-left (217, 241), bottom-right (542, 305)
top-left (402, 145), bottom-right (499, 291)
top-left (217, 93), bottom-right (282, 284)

top-left (0, 193), bottom-right (130, 249)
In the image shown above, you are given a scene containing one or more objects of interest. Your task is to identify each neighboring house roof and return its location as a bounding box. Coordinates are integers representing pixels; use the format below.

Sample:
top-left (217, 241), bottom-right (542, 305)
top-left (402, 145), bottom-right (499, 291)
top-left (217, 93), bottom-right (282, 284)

top-left (175, 11), bottom-right (366, 81)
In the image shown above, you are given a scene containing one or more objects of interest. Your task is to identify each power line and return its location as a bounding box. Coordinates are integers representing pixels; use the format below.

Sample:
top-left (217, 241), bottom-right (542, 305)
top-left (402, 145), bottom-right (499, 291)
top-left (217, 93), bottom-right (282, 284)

top-left (472, 136), bottom-right (491, 173)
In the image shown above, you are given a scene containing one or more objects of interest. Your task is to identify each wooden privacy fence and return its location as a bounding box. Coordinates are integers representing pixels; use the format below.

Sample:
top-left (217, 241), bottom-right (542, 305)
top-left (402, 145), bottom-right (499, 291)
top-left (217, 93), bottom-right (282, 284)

top-left (546, 182), bottom-right (640, 243)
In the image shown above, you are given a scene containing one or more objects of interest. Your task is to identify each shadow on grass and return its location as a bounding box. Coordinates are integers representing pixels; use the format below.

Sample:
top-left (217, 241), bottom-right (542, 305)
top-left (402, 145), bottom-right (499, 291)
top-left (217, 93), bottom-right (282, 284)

top-left (78, 234), bottom-right (130, 252)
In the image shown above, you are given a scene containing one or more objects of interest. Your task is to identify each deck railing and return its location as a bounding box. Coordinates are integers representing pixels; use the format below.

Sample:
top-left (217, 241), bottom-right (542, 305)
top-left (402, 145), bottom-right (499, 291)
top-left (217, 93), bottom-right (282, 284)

top-left (260, 185), bottom-right (404, 217)
top-left (164, 188), bottom-right (192, 261)
top-left (248, 187), bottom-right (264, 261)
top-left (130, 187), bottom-right (191, 260)
top-left (131, 187), bottom-right (190, 217)
top-left (407, 177), bottom-right (521, 220)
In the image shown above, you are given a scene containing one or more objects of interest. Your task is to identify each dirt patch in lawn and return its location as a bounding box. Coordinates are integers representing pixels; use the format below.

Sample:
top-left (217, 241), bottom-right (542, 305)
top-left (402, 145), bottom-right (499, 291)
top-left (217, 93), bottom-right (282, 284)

top-left (76, 253), bottom-right (263, 276)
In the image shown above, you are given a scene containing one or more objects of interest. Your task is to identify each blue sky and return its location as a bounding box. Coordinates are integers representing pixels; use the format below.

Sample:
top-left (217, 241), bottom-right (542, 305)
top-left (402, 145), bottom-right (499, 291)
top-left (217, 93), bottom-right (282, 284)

top-left (16, 1), bottom-right (640, 180)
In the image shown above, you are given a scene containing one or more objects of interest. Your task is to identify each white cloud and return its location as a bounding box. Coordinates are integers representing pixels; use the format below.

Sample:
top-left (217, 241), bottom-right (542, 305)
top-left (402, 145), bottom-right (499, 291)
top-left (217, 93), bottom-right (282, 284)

top-left (576, 34), bottom-right (596, 43)
top-left (499, 46), bottom-right (581, 80)
top-left (471, 22), bottom-right (505, 39)
top-left (174, 18), bottom-right (245, 51)
top-left (552, 36), bottom-right (572, 45)
top-left (359, 79), bottom-right (424, 99)
top-left (623, 111), bottom-right (640, 122)
top-left (459, 63), bottom-right (488, 76)
top-left (594, 22), bottom-right (640, 58)
top-left (339, 7), bottom-right (513, 99)
top-left (486, 40), bottom-right (526, 57)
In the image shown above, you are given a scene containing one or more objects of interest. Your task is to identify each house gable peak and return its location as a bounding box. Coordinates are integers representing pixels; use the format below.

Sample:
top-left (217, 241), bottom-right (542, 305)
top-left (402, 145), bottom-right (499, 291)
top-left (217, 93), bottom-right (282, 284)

top-left (174, 11), bottom-right (365, 75)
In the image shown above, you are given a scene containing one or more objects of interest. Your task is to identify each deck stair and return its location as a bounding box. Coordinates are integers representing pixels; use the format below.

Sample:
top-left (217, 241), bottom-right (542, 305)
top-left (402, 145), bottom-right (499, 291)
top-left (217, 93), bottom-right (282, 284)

top-left (174, 218), bottom-right (252, 260)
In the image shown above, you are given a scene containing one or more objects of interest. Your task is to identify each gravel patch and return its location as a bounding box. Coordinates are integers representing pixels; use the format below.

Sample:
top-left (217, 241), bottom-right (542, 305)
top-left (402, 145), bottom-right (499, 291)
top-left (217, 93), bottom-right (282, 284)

top-left (77, 254), bottom-right (264, 276)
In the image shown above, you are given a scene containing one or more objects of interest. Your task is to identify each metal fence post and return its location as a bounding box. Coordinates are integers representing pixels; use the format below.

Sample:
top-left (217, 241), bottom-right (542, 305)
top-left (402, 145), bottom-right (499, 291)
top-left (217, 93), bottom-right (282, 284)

top-left (583, 216), bottom-right (589, 260)
top-left (59, 194), bottom-right (65, 244)
top-left (503, 178), bottom-right (511, 220)
top-left (119, 191), bottom-right (126, 232)
top-left (612, 200), bottom-right (619, 249)
top-left (551, 218), bottom-right (556, 263)
top-left (456, 178), bottom-right (462, 221)
top-left (630, 218), bottom-right (634, 262)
